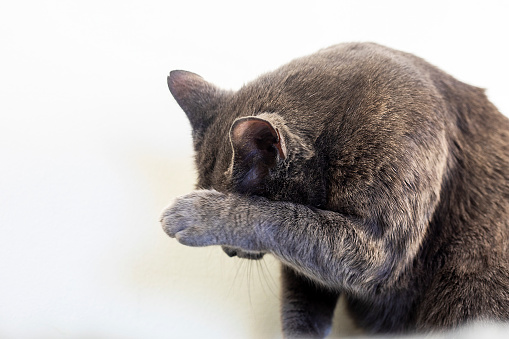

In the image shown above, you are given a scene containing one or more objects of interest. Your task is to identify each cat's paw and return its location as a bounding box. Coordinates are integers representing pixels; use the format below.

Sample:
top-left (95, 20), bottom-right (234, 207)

top-left (160, 190), bottom-right (226, 247)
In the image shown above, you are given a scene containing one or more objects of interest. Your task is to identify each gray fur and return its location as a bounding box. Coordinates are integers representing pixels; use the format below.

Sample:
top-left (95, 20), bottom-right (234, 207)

top-left (161, 42), bottom-right (509, 337)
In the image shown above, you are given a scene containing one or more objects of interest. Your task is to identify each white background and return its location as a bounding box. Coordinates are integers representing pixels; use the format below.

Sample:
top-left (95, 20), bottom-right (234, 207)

top-left (1, 1), bottom-right (508, 338)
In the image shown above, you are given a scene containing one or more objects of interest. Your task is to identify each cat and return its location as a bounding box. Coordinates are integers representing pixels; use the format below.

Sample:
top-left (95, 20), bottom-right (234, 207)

top-left (160, 42), bottom-right (509, 338)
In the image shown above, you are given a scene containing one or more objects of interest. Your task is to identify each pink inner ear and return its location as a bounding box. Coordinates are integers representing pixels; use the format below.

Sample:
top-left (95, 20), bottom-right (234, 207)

top-left (231, 118), bottom-right (285, 160)
top-left (231, 119), bottom-right (261, 143)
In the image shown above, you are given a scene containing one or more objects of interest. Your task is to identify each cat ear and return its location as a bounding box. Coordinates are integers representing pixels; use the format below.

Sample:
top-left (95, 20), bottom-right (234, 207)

top-left (167, 70), bottom-right (223, 132)
top-left (229, 116), bottom-right (286, 192)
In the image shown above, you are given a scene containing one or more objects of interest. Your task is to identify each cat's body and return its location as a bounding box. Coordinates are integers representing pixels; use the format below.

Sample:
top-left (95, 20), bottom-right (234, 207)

top-left (161, 42), bottom-right (509, 337)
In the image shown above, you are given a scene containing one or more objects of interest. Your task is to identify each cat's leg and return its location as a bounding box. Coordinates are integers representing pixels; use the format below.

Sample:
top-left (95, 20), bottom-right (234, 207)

top-left (280, 264), bottom-right (339, 338)
top-left (161, 189), bottom-right (430, 297)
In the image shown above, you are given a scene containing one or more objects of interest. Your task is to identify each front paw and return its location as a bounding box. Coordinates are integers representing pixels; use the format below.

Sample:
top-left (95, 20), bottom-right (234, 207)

top-left (160, 190), bottom-right (225, 247)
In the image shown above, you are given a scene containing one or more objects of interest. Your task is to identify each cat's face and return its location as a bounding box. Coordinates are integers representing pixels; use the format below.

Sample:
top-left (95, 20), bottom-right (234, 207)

top-left (167, 70), bottom-right (326, 205)
top-left (167, 70), bottom-right (327, 259)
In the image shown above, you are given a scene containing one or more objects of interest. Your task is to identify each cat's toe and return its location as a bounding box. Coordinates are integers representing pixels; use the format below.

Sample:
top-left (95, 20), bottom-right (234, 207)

top-left (160, 210), bottom-right (189, 238)
top-left (174, 227), bottom-right (218, 247)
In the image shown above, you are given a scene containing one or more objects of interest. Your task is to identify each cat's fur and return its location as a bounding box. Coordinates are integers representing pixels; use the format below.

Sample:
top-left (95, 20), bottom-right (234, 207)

top-left (161, 42), bottom-right (509, 337)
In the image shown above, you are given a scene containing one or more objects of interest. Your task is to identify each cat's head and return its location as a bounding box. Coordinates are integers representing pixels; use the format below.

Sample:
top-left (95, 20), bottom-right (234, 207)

top-left (167, 70), bottom-right (324, 260)
top-left (167, 70), bottom-right (322, 202)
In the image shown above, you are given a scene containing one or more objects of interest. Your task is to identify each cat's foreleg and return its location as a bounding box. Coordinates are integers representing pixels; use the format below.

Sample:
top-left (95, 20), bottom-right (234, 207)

top-left (280, 264), bottom-right (339, 338)
top-left (160, 189), bottom-right (266, 251)
top-left (161, 188), bottom-right (425, 294)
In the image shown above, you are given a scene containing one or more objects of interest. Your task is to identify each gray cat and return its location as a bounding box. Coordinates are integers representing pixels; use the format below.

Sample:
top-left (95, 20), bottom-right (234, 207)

top-left (160, 42), bottom-right (509, 337)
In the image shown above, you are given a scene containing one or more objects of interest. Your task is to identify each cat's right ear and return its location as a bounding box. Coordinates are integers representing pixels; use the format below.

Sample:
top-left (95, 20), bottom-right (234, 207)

top-left (167, 70), bottom-right (224, 133)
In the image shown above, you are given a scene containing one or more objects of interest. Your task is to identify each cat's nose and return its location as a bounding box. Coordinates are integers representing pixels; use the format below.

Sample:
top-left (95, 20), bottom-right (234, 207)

top-left (222, 246), bottom-right (238, 257)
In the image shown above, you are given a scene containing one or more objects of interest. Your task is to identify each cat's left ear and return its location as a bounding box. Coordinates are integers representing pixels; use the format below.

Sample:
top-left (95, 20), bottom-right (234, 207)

top-left (167, 70), bottom-right (225, 133)
top-left (229, 116), bottom-right (286, 191)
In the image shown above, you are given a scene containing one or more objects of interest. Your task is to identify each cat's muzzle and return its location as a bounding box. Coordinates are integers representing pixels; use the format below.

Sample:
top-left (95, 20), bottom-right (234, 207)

top-left (222, 246), bottom-right (265, 260)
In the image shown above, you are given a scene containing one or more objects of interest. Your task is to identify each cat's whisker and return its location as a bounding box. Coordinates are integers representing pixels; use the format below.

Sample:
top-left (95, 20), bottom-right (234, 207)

top-left (246, 260), bottom-right (254, 309)
top-left (228, 256), bottom-right (246, 296)
top-left (258, 259), bottom-right (280, 300)
top-left (254, 260), bottom-right (269, 297)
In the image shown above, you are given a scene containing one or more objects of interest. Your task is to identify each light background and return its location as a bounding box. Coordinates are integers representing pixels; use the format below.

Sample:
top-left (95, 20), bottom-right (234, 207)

top-left (1, 1), bottom-right (508, 338)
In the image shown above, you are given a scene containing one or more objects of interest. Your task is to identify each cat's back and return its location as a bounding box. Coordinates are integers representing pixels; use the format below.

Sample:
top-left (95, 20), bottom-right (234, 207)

top-left (305, 43), bottom-right (509, 329)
